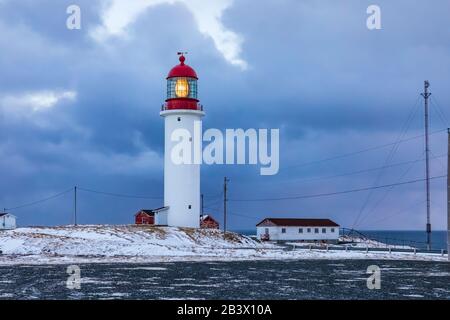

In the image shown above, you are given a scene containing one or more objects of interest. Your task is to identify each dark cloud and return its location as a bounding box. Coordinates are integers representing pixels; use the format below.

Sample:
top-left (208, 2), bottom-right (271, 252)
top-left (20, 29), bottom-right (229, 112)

top-left (1, 0), bottom-right (449, 231)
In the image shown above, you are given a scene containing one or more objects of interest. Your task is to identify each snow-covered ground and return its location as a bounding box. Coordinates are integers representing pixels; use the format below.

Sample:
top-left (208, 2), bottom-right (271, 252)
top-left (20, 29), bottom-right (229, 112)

top-left (0, 225), bottom-right (447, 265)
top-left (287, 235), bottom-right (415, 250)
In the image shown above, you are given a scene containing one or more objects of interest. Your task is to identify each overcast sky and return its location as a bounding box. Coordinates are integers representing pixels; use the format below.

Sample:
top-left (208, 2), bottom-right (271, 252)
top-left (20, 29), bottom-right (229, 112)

top-left (1, 0), bottom-right (450, 231)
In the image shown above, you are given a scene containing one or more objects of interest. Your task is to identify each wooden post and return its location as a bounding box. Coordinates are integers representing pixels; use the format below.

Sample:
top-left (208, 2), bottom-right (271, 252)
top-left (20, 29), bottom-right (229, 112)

top-left (447, 129), bottom-right (450, 261)
top-left (201, 193), bottom-right (204, 216)
top-left (74, 186), bottom-right (77, 226)
top-left (223, 177), bottom-right (229, 237)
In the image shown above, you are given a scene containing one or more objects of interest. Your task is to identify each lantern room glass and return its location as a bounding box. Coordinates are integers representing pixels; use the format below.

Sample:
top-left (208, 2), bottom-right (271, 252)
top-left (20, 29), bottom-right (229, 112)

top-left (167, 77), bottom-right (198, 100)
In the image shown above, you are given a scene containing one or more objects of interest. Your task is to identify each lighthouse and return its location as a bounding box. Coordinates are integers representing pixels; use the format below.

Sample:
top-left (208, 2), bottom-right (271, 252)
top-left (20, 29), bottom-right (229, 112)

top-left (160, 53), bottom-right (204, 228)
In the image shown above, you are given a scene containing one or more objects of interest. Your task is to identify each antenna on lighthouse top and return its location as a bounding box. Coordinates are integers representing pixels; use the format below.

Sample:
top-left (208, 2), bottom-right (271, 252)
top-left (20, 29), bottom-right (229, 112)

top-left (177, 51), bottom-right (188, 64)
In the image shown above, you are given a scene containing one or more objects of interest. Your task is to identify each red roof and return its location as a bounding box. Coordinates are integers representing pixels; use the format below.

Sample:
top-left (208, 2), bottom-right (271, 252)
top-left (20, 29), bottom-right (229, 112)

top-left (256, 218), bottom-right (339, 227)
top-left (167, 55), bottom-right (198, 79)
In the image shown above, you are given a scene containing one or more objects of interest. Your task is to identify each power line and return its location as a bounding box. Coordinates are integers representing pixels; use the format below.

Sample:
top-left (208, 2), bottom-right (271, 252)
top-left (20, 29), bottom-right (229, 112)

top-left (430, 96), bottom-right (450, 127)
top-left (278, 154), bottom-right (445, 185)
top-left (77, 187), bottom-right (163, 199)
top-left (228, 212), bottom-right (259, 220)
top-left (204, 198), bottom-right (223, 208)
top-left (204, 205), bottom-right (221, 211)
top-left (5, 188), bottom-right (73, 211)
top-left (368, 200), bottom-right (426, 225)
top-left (352, 97), bottom-right (421, 228)
top-left (355, 151), bottom-right (424, 228)
top-left (430, 149), bottom-right (446, 172)
top-left (229, 175), bottom-right (446, 202)
top-left (202, 192), bottom-right (223, 199)
top-left (281, 128), bottom-right (447, 171)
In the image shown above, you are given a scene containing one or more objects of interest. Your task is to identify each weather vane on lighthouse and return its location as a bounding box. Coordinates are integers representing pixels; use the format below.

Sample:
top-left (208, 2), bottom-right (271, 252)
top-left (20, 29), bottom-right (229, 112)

top-left (160, 52), bottom-right (204, 228)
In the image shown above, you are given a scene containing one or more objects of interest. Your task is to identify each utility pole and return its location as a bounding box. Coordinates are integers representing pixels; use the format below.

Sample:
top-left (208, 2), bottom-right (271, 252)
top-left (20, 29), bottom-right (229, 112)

top-left (74, 186), bottom-right (77, 226)
top-left (447, 129), bottom-right (450, 261)
top-left (223, 177), bottom-right (230, 236)
top-left (201, 193), bottom-right (204, 217)
top-left (421, 80), bottom-right (432, 250)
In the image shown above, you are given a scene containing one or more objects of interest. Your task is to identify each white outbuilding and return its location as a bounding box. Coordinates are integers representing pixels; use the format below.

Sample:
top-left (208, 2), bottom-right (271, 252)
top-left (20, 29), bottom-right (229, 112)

top-left (0, 213), bottom-right (16, 230)
top-left (256, 218), bottom-right (339, 243)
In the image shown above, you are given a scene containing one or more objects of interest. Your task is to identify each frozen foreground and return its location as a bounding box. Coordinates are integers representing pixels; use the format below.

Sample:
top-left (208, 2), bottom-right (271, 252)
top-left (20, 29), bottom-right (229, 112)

top-left (0, 225), bottom-right (447, 265)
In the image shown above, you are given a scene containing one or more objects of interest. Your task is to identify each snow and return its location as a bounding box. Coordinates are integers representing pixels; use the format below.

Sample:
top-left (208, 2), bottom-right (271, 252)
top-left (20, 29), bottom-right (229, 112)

top-left (0, 225), bottom-right (447, 265)
top-left (287, 236), bottom-right (414, 250)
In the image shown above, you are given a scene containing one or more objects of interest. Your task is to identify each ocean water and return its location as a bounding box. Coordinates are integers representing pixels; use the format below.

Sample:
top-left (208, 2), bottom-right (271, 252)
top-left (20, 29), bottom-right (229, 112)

top-left (355, 231), bottom-right (447, 250)
top-left (236, 230), bottom-right (448, 250)
top-left (0, 260), bottom-right (449, 299)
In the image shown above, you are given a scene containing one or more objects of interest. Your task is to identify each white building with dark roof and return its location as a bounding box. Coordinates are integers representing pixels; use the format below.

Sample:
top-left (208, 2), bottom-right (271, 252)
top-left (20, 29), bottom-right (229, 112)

top-left (0, 213), bottom-right (16, 230)
top-left (256, 218), bottom-right (339, 242)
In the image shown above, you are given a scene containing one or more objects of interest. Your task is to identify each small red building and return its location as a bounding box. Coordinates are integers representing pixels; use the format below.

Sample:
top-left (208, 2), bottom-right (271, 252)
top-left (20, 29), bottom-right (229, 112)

top-left (135, 210), bottom-right (155, 225)
top-left (200, 214), bottom-right (219, 229)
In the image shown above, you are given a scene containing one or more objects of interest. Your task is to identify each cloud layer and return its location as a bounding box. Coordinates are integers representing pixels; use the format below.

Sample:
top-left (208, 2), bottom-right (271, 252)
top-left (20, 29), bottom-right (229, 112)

top-left (91, 0), bottom-right (247, 69)
top-left (1, 90), bottom-right (76, 112)
top-left (0, 0), bottom-right (450, 232)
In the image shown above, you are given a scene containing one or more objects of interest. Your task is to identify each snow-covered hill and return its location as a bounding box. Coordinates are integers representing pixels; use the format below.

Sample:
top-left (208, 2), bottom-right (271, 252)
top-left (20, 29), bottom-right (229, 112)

top-left (0, 225), bottom-right (446, 264)
top-left (0, 225), bottom-right (264, 258)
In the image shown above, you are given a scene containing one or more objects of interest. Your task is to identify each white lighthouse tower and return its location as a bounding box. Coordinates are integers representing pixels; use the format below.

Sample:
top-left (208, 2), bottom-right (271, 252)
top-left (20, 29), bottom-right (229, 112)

top-left (160, 53), bottom-right (204, 228)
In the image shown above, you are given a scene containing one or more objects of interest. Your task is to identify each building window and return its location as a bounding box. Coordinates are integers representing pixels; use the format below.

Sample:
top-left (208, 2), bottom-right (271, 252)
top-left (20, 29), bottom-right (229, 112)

top-left (331, 228), bottom-right (335, 233)
top-left (265, 228), bottom-right (269, 234)
top-left (177, 117), bottom-right (181, 122)
top-left (298, 228), bottom-right (303, 233)
top-left (314, 228), bottom-right (319, 234)
top-left (307, 228), bottom-right (311, 233)
top-left (322, 228), bottom-right (326, 233)
top-left (188, 205), bottom-right (192, 209)
top-left (281, 228), bottom-right (286, 234)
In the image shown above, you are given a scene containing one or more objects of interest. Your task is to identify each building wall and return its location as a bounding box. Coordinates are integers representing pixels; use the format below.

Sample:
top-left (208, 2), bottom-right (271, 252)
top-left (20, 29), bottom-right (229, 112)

top-left (0, 215), bottom-right (16, 230)
top-left (256, 226), bottom-right (339, 241)
top-left (155, 211), bottom-right (168, 226)
top-left (161, 109), bottom-right (204, 228)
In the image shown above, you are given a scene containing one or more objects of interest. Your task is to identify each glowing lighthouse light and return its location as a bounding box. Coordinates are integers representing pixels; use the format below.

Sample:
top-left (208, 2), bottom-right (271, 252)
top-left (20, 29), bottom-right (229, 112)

top-left (161, 53), bottom-right (204, 228)
top-left (175, 78), bottom-right (189, 98)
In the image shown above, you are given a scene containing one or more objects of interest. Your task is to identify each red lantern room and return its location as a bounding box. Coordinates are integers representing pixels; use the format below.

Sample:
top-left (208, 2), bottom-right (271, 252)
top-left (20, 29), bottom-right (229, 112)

top-left (164, 53), bottom-right (202, 111)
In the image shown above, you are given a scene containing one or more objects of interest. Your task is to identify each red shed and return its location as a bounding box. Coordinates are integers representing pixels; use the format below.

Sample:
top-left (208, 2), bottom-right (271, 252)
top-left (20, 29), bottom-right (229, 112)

top-left (135, 210), bottom-right (154, 225)
top-left (200, 215), bottom-right (219, 229)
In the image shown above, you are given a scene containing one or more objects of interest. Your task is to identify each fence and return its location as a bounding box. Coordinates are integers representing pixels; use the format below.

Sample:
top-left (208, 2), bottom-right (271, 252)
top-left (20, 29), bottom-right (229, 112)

top-left (340, 228), bottom-right (436, 250)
